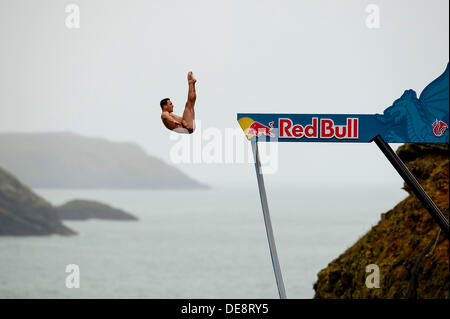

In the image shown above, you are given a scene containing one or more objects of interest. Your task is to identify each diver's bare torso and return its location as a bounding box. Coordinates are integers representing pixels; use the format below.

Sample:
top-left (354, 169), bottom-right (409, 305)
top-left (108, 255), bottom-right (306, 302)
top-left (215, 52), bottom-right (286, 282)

top-left (161, 112), bottom-right (185, 131)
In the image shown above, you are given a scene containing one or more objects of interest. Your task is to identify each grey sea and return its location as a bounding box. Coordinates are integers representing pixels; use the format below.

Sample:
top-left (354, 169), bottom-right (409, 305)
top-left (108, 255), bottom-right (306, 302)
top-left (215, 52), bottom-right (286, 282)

top-left (0, 182), bottom-right (406, 299)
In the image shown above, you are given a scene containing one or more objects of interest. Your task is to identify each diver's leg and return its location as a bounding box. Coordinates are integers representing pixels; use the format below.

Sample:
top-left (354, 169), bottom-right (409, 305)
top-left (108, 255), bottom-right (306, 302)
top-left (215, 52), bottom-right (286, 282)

top-left (182, 72), bottom-right (197, 133)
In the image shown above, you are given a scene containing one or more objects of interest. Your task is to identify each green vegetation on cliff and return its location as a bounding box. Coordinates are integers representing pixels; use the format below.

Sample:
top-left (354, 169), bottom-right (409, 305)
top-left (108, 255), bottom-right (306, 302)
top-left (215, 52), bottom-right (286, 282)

top-left (313, 143), bottom-right (449, 299)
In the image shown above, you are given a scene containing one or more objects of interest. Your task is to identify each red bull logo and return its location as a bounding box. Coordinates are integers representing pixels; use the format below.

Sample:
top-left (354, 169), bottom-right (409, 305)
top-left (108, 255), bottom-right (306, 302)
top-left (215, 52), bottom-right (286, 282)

top-left (239, 117), bottom-right (359, 140)
top-left (247, 121), bottom-right (275, 138)
top-left (432, 119), bottom-right (448, 137)
top-left (238, 117), bottom-right (275, 139)
top-left (279, 118), bottom-right (359, 139)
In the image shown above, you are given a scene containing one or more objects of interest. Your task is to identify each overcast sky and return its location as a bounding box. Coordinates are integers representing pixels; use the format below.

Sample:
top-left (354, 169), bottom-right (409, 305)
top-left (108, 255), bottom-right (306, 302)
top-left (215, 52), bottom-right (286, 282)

top-left (0, 0), bottom-right (448, 187)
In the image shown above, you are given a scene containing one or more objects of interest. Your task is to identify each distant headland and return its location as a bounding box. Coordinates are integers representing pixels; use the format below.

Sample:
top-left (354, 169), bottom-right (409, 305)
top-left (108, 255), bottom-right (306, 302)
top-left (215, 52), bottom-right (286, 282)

top-left (0, 132), bottom-right (209, 189)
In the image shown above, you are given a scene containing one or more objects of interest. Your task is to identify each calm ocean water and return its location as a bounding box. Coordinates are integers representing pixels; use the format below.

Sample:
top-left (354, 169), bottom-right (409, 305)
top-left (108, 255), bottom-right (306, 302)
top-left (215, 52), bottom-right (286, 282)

top-left (0, 182), bottom-right (406, 299)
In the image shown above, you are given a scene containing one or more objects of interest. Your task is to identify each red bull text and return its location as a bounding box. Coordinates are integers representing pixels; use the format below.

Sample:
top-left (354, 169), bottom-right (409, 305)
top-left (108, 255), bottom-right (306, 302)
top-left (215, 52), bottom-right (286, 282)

top-left (279, 118), bottom-right (359, 139)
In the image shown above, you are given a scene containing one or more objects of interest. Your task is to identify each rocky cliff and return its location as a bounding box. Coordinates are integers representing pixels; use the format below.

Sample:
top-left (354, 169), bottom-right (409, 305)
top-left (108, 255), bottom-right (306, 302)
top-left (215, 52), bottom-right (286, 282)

top-left (56, 199), bottom-right (138, 221)
top-left (313, 143), bottom-right (449, 299)
top-left (0, 166), bottom-right (76, 236)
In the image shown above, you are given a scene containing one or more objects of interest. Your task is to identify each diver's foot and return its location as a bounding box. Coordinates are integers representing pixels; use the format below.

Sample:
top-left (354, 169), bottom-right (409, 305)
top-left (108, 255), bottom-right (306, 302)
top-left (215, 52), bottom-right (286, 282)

top-left (188, 71), bottom-right (197, 85)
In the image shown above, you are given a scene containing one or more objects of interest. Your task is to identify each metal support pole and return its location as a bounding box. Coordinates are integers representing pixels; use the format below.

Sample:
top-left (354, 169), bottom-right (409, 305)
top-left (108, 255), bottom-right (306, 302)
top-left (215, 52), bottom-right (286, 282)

top-left (251, 141), bottom-right (287, 299)
top-left (373, 135), bottom-right (449, 237)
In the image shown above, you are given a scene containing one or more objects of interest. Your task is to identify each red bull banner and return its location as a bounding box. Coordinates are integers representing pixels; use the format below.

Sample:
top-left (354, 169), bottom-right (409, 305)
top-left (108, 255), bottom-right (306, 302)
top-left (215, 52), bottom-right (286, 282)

top-left (238, 63), bottom-right (449, 143)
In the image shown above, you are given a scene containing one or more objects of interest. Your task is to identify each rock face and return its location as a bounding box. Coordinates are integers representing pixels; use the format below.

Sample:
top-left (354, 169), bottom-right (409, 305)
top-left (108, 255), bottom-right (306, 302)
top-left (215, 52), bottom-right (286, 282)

top-left (56, 200), bottom-right (138, 221)
top-left (313, 143), bottom-right (449, 299)
top-left (0, 166), bottom-right (75, 236)
top-left (0, 132), bottom-right (209, 189)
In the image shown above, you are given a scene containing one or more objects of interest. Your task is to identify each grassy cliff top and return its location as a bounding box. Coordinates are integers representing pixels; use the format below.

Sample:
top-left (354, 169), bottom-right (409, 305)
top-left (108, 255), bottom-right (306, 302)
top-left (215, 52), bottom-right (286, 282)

top-left (313, 143), bottom-right (449, 299)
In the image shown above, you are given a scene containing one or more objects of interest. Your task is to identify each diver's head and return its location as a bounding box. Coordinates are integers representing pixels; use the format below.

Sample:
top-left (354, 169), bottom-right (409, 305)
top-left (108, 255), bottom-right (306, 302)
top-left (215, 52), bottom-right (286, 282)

top-left (160, 98), bottom-right (173, 112)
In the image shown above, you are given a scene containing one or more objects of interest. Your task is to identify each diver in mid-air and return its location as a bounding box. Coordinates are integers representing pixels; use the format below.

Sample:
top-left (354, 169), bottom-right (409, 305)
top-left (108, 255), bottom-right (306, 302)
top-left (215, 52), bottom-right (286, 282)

top-left (160, 71), bottom-right (197, 134)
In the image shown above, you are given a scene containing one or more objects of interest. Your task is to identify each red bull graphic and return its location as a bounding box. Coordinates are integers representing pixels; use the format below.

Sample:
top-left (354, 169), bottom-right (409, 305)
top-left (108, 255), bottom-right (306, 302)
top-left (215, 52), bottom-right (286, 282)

top-left (248, 121), bottom-right (275, 138)
top-left (238, 115), bottom-right (363, 141)
top-left (432, 120), bottom-right (448, 137)
top-left (238, 117), bottom-right (275, 139)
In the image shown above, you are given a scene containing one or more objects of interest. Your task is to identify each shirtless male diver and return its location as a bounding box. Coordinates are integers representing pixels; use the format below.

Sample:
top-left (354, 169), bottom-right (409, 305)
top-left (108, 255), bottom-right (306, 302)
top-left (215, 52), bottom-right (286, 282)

top-left (160, 71), bottom-right (197, 134)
